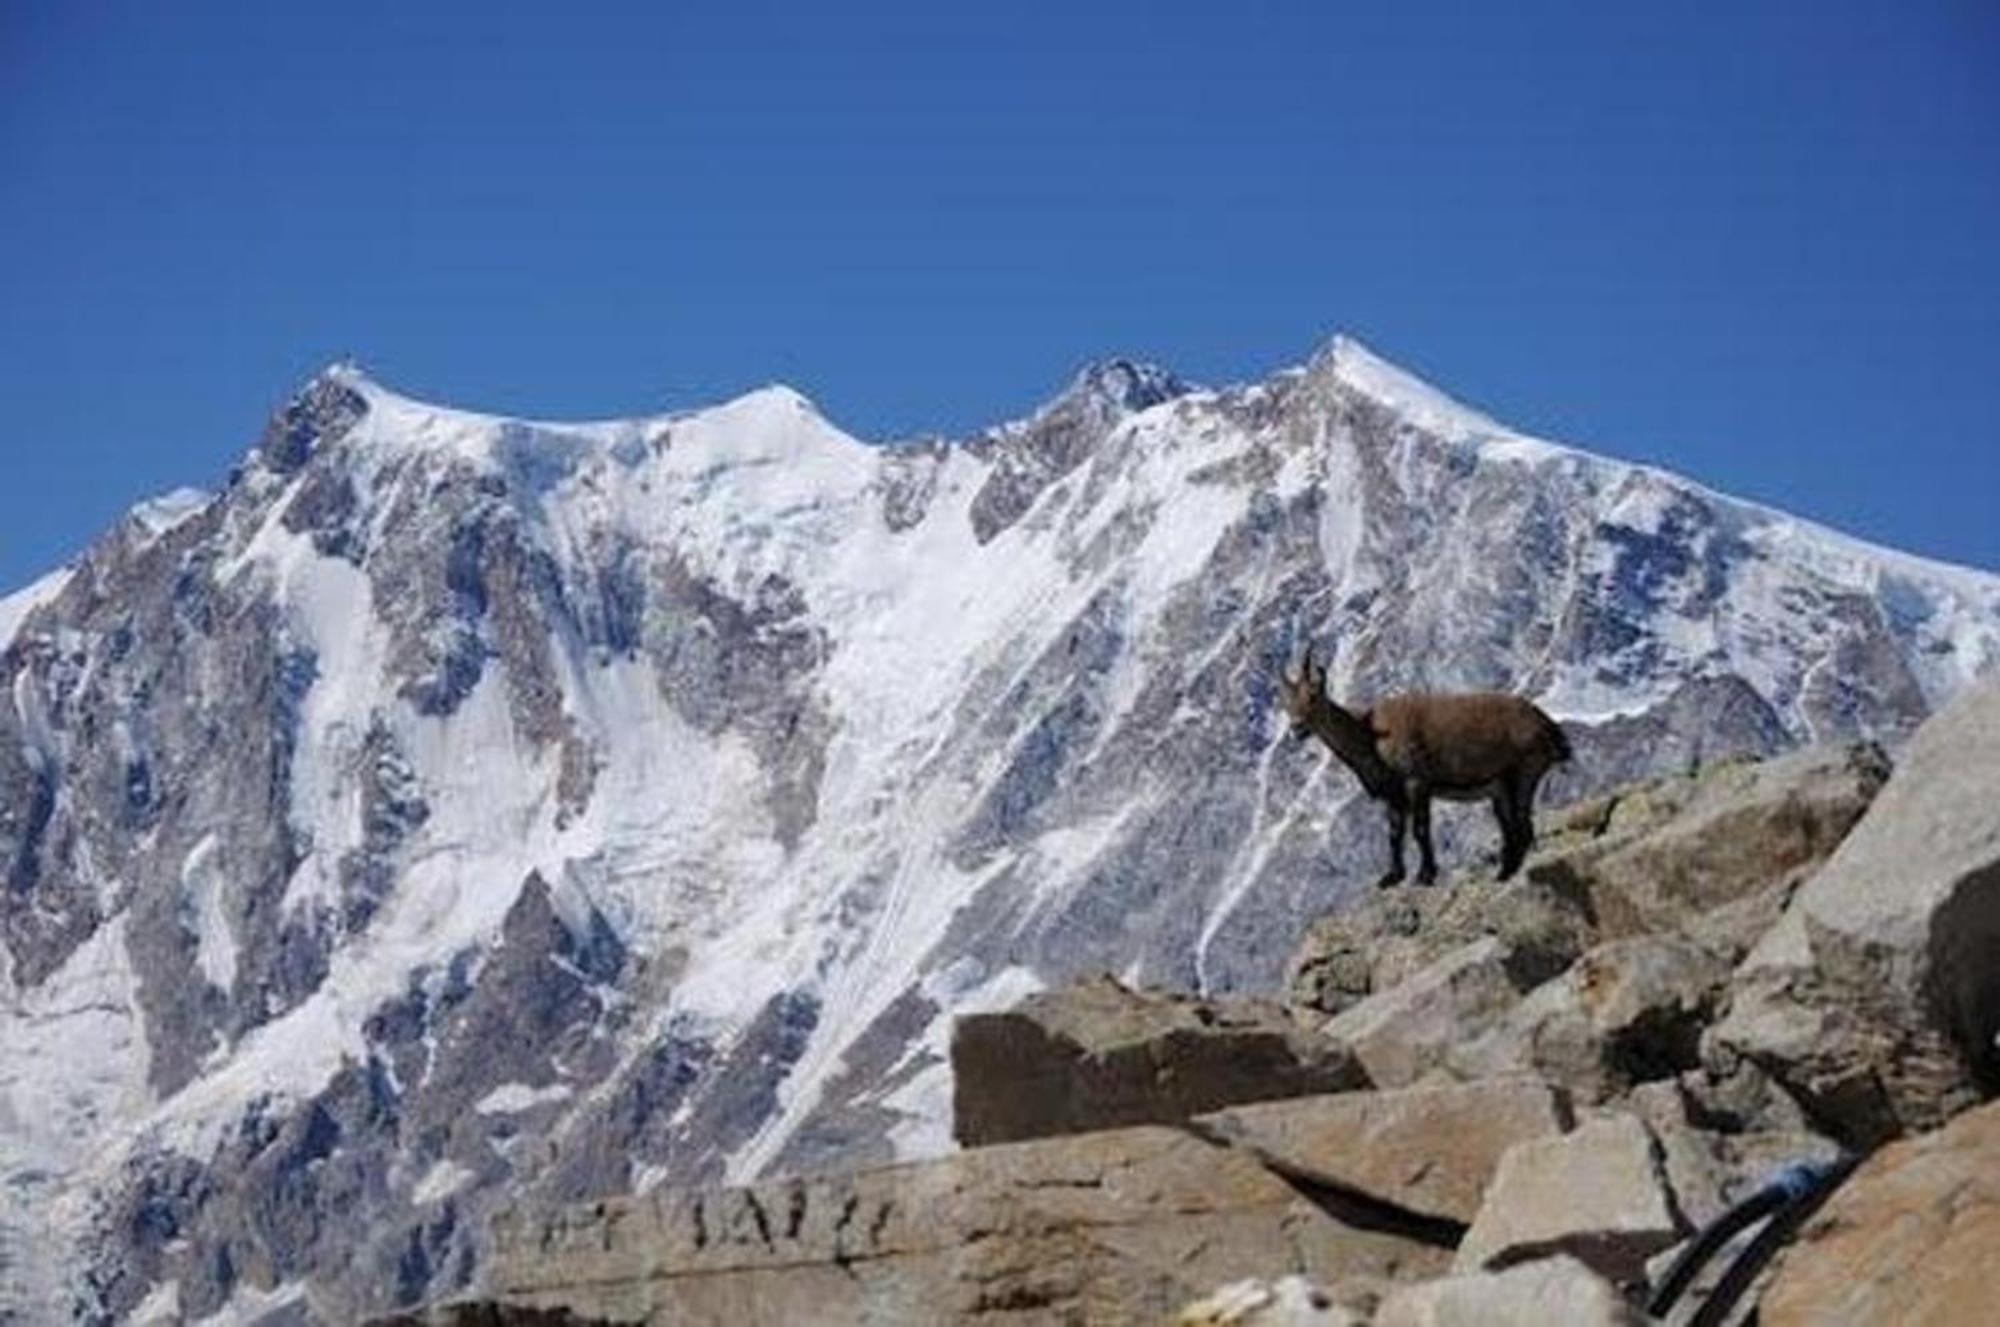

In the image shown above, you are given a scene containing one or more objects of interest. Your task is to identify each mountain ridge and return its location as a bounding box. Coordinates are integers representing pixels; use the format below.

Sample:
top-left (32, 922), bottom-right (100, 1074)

top-left (6, 335), bottom-right (1994, 610)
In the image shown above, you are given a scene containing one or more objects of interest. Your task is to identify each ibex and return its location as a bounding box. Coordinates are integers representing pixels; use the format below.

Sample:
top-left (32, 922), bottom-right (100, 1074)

top-left (1278, 651), bottom-right (1571, 888)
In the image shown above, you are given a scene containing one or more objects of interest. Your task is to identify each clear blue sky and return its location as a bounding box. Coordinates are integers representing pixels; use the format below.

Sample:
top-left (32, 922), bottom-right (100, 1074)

top-left (4, 1), bottom-right (1997, 589)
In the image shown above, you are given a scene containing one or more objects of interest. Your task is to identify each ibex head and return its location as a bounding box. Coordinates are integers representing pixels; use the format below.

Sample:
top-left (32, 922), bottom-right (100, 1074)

top-left (1278, 649), bottom-right (1327, 741)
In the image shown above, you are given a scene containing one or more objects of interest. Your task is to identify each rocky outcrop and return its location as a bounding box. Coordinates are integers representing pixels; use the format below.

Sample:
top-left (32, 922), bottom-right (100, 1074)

top-left (1286, 743), bottom-right (1886, 1020)
top-left (1287, 876), bottom-right (1594, 1019)
top-left (486, 1117), bottom-right (1453, 1326)
top-left (350, 718), bottom-right (1994, 1326)
top-left (951, 977), bottom-right (1364, 1146)
top-left (1525, 743), bottom-right (1889, 958)
top-left (1447, 935), bottom-right (1731, 1104)
top-left (1761, 1098), bottom-right (2000, 1326)
top-left (1317, 938), bottom-right (1531, 1089)
top-left (1714, 677), bottom-right (2000, 1145)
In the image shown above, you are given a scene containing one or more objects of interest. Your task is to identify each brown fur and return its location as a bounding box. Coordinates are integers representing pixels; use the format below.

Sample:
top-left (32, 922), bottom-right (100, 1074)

top-left (1279, 652), bottom-right (1571, 887)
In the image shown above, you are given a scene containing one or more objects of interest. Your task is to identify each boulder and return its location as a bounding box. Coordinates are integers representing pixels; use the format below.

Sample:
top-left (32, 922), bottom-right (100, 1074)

top-left (1524, 743), bottom-right (1888, 959)
top-left (1197, 1078), bottom-right (1572, 1224)
top-left (1714, 678), bottom-right (2000, 1144)
top-left (1373, 1255), bottom-right (1644, 1327)
top-left (1288, 878), bottom-right (1593, 1018)
top-left (951, 976), bottom-right (1365, 1146)
top-left (1448, 935), bottom-right (1732, 1103)
top-left (1319, 938), bottom-right (1529, 1089)
top-left (1454, 1114), bottom-right (1685, 1285)
top-left (487, 1122), bottom-right (1453, 1325)
top-left (1762, 1098), bottom-right (2000, 1326)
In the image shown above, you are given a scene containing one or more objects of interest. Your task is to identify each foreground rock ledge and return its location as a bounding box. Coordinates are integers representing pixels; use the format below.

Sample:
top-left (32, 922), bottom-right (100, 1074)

top-left (1760, 1097), bottom-right (2000, 1326)
top-left (480, 1112), bottom-right (1451, 1325)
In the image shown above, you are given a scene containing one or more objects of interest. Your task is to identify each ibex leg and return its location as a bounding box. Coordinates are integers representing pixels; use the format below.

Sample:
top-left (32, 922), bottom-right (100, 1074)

top-left (1411, 791), bottom-right (1439, 886)
top-left (1490, 791), bottom-right (1522, 877)
top-left (1377, 800), bottom-right (1408, 889)
top-left (1497, 772), bottom-right (1537, 879)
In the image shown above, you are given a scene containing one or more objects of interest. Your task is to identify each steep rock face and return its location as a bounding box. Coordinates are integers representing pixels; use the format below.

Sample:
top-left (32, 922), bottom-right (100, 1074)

top-left (2, 338), bottom-right (1997, 1319)
top-left (1714, 674), bottom-right (2000, 1145)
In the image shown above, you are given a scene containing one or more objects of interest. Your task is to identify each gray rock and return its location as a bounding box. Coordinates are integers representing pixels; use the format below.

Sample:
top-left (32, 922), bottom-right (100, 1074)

top-left (1374, 1255), bottom-right (1644, 1327)
top-left (1288, 877), bottom-right (1595, 1018)
top-left (951, 977), bottom-right (1364, 1146)
top-left (486, 1120), bottom-right (1452, 1325)
top-left (1714, 676), bottom-right (2000, 1144)
top-left (1527, 743), bottom-right (1889, 959)
top-left (1454, 1114), bottom-right (1686, 1285)
top-left (1447, 934), bottom-right (1732, 1103)
top-left (1320, 938), bottom-right (1532, 1090)
top-left (1196, 1079), bottom-right (1572, 1224)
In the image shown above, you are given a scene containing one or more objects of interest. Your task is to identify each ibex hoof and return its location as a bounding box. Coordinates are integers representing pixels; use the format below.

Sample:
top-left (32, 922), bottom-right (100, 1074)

top-left (1415, 871), bottom-right (1439, 887)
top-left (1375, 870), bottom-right (1406, 890)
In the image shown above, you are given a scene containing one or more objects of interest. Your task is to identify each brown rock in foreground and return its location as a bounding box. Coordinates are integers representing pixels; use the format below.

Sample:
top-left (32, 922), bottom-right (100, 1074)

top-left (1528, 742), bottom-right (1888, 957)
top-left (1454, 1114), bottom-right (1685, 1284)
top-left (485, 1118), bottom-right (1452, 1325)
top-left (1198, 1078), bottom-right (1572, 1224)
top-left (1318, 937), bottom-right (1528, 1089)
top-left (951, 975), bottom-right (1365, 1146)
top-left (1761, 1099), bottom-right (2000, 1326)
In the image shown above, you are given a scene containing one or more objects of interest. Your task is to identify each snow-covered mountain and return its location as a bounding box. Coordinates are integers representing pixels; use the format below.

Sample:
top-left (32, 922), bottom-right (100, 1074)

top-left (3, 338), bottom-right (1996, 1322)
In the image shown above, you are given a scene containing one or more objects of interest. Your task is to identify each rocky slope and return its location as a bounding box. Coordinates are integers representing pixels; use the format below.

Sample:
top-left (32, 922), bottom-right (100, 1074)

top-left (464, 678), bottom-right (2000, 1324)
top-left (2, 339), bottom-right (1997, 1321)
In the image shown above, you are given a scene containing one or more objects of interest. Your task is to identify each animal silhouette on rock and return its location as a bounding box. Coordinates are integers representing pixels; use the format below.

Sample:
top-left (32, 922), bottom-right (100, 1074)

top-left (1278, 651), bottom-right (1572, 887)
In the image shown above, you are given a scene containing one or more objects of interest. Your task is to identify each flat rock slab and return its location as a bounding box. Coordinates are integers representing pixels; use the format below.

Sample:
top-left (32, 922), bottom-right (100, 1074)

top-left (1762, 1099), bottom-right (2000, 1326)
top-left (1374, 1255), bottom-right (1644, 1327)
top-left (1320, 937), bottom-right (1528, 1089)
top-left (952, 975), bottom-right (1365, 1146)
top-left (488, 1122), bottom-right (1452, 1325)
top-left (1199, 1079), bottom-right (1572, 1224)
top-left (1529, 742), bottom-right (1888, 956)
top-left (1455, 1113), bottom-right (1684, 1284)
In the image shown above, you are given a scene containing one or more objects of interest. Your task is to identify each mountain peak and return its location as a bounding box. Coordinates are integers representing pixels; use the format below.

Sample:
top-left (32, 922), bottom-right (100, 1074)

top-left (1057, 358), bottom-right (1190, 417)
top-left (1311, 334), bottom-right (1505, 440)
